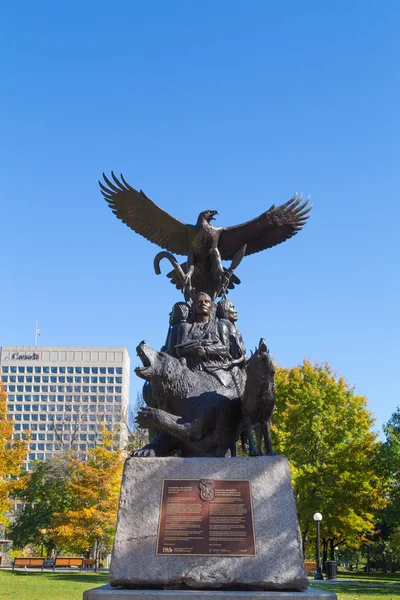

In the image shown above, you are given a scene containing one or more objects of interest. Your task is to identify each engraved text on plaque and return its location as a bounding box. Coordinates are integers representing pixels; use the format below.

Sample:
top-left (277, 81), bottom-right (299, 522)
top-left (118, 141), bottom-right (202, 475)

top-left (156, 479), bottom-right (256, 556)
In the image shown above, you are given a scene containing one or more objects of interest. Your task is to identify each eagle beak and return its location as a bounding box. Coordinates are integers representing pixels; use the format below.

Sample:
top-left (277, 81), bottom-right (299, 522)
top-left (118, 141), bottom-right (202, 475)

top-left (210, 211), bottom-right (218, 221)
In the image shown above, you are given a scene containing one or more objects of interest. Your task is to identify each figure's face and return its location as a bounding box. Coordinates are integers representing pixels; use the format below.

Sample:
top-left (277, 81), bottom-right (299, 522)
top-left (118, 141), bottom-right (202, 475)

top-left (196, 294), bottom-right (212, 316)
top-left (227, 302), bottom-right (238, 323)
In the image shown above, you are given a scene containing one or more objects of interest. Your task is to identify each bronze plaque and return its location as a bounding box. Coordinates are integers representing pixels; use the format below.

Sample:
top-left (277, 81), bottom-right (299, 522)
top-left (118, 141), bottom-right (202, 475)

top-left (156, 479), bottom-right (256, 556)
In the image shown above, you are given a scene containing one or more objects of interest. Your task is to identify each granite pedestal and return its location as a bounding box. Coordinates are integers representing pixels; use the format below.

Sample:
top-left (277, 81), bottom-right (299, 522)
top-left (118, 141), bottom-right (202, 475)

top-left (111, 456), bottom-right (308, 590)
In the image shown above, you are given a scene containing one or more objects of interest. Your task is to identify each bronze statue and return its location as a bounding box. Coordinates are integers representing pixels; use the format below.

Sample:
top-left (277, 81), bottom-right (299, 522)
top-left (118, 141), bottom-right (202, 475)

top-left (100, 171), bottom-right (312, 457)
top-left (100, 172), bottom-right (311, 300)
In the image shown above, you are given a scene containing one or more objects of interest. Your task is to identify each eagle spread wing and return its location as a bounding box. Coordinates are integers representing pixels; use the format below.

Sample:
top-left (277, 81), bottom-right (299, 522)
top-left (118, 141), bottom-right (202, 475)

top-left (218, 194), bottom-right (311, 261)
top-left (99, 172), bottom-right (193, 256)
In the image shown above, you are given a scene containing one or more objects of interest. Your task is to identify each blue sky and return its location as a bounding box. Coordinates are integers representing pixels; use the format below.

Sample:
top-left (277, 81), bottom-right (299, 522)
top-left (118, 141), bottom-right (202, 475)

top-left (1, 1), bottom-right (399, 435)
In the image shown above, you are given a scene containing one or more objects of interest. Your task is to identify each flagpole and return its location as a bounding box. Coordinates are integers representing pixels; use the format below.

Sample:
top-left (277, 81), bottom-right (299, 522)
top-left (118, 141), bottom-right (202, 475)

top-left (35, 321), bottom-right (38, 346)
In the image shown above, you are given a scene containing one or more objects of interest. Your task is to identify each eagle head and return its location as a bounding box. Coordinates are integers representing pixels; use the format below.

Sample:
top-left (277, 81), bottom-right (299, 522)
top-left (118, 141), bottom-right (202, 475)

top-left (198, 210), bottom-right (218, 224)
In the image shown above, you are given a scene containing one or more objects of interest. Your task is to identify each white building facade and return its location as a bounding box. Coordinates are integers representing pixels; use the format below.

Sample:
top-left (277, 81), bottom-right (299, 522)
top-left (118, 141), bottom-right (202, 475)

top-left (0, 346), bottom-right (130, 470)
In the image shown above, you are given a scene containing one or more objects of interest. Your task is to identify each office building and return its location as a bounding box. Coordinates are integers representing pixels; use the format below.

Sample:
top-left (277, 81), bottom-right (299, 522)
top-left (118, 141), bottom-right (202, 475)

top-left (0, 346), bottom-right (130, 470)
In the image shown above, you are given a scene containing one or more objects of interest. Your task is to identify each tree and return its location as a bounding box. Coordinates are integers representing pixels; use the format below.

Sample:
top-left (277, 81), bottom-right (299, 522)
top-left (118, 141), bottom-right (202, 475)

top-left (9, 456), bottom-right (72, 554)
top-left (272, 360), bottom-right (387, 561)
top-left (0, 382), bottom-right (26, 525)
top-left (372, 407), bottom-right (400, 571)
top-left (50, 427), bottom-right (124, 567)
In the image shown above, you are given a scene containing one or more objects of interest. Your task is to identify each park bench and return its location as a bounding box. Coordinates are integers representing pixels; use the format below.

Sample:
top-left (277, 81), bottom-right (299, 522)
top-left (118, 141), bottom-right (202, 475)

top-left (82, 558), bottom-right (96, 569)
top-left (52, 557), bottom-right (84, 570)
top-left (304, 561), bottom-right (317, 574)
top-left (12, 557), bottom-right (45, 571)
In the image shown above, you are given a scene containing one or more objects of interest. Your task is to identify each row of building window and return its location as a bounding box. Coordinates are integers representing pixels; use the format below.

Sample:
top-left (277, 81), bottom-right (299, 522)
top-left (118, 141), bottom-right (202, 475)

top-left (2, 366), bottom-right (122, 374)
top-left (2, 376), bottom-right (122, 384)
top-left (5, 385), bottom-right (122, 393)
top-left (10, 408), bottom-right (120, 420)
top-left (14, 423), bottom-right (109, 434)
top-left (8, 394), bottom-right (121, 402)
top-left (9, 403), bottom-right (120, 412)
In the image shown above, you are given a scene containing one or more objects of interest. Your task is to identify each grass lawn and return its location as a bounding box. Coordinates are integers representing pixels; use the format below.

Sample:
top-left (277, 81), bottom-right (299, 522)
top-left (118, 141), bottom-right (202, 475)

top-left (1, 569), bottom-right (400, 600)
top-left (0, 570), bottom-right (108, 600)
top-left (310, 571), bottom-right (400, 600)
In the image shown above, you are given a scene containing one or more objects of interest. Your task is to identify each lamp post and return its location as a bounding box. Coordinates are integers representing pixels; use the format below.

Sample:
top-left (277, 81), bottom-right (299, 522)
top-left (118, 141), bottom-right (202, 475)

top-left (313, 512), bottom-right (324, 580)
top-left (39, 528), bottom-right (47, 558)
top-left (334, 546), bottom-right (339, 564)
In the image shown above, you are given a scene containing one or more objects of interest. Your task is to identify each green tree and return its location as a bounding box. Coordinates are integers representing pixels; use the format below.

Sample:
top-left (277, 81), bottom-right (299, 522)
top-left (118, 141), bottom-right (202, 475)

top-left (372, 407), bottom-right (400, 570)
top-left (272, 360), bottom-right (387, 561)
top-left (9, 456), bottom-right (72, 554)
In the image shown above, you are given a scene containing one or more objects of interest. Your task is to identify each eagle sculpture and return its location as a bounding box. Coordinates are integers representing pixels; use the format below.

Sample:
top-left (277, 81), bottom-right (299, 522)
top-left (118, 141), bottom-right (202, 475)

top-left (100, 172), bottom-right (311, 300)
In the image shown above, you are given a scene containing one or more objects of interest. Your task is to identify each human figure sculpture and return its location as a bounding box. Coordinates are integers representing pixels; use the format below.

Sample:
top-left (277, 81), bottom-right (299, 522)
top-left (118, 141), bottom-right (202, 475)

top-left (161, 301), bottom-right (190, 355)
top-left (216, 298), bottom-right (247, 365)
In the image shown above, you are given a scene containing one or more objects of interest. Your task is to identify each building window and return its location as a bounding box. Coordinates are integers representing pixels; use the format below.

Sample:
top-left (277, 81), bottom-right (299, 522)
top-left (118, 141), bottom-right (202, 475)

top-left (18, 376), bottom-right (24, 383)
top-left (27, 366), bottom-right (33, 373)
top-left (76, 367), bottom-right (82, 373)
top-left (35, 367), bottom-right (41, 373)
top-left (25, 386), bottom-right (32, 392)
top-left (50, 376), bottom-right (57, 383)
top-left (100, 367), bottom-right (106, 374)
top-left (2, 367), bottom-right (9, 373)
top-left (116, 377), bottom-right (122, 384)
top-left (58, 376), bottom-right (65, 383)
top-left (26, 376), bottom-right (32, 383)
top-left (51, 367), bottom-right (57, 373)
top-left (18, 367), bottom-right (25, 373)
top-left (42, 386), bottom-right (49, 392)
top-left (2, 376), bottom-right (8, 383)
top-left (11, 366), bottom-right (17, 373)
top-left (116, 367), bottom-right (122, 374)
top-left (17, 386), bottom-right (23, 392)
top-left (42, 376), bottom-right (49, 383)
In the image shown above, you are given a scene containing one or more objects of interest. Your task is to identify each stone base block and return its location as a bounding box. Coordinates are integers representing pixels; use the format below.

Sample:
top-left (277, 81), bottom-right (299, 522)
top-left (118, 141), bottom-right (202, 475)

top-left (109, 456), bottom-right (308, 591)
top-left (83, 586), bottom-right (337, 600)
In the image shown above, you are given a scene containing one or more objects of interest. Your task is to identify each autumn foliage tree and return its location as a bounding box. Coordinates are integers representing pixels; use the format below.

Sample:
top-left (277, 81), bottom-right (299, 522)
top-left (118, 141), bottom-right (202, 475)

top-left (0, 382), bottom-right (26, 524)
top-left (271, 360), bottom-right (387, 561)
top-left (9, 457), bottom-right (72, 553)
top-left (50, 427), bottom-right (124, 565)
